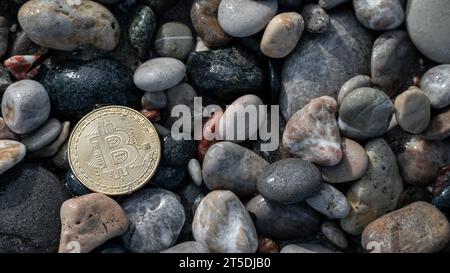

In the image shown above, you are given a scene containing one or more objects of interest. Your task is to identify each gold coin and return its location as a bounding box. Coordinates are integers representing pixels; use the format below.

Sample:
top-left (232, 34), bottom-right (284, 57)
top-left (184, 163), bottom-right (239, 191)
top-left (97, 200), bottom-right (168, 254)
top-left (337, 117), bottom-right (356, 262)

top-left (68, 105), bottom-right (161, 195)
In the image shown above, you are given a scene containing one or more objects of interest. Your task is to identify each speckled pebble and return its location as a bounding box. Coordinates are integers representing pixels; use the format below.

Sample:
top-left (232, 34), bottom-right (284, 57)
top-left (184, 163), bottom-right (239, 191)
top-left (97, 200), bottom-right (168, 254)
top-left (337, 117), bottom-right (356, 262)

top-left (134, 57), bottom-right (186, 92)
top-left (301, 4), bottom-right (330, 34)
top-left (420, 65), bottom-right (450, 109)
top-left (306, 183), bottom-right (351, 219)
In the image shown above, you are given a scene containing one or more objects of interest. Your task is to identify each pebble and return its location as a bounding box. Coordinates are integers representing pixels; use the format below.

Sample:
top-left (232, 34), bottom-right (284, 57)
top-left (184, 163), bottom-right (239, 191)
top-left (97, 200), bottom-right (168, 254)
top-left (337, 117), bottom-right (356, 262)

top-left (203, 142), bottom-right (269, 197)
top-left (371, 30), bottom-right (419, 96)
top-left (246, 195), bottom-right (321, 240)
top-left (195, 37), bottom-right (210, 52)
top-left (163, 134), bottom-right (197, 166)
top-left (353, 0), bottom-right (404, 30)
top-left (59, 193), bottom-right (129, 253)
top-left (280, 8), bottom-right (372, 119)
top-left (161, 241), bottom-right (209, 253)
top-left (301, 4), bottom-right (330, 34)
top-left (3, 55), bottom-right (41, 80)
top-left (0, 118), bottom-right (18, 141)
top-left (432, 165), bottom-right (450, 212)
top-left (406, 0), bottom-right (450, 63)
top-left (0, 17), bottom-right (8, 59)
top-left (420, 65), bottom-right (450, 109)
top-left (30, 121), bottom-right (70, 158)
top-left (282, 96), bottom-right (342, 166)
top-left (42, 57), bottom-right (137, 120)
top-left (64, 171), bottom-right (91, 196)
top-left (320, 138), bottom-right (369, 183)
top-left (217, 95), bottom-right (265, 142)
top-left (0, 140), bottom-right (26, 175)
top-left (190, 0), bottom-right (231, 47)
top-left (397, 136), bottom-right (443, 186)
top-left (154, 22), bottom-right (194, 61)
top-left (257, 158), bottom-right (322, 204)
top-left (394, 86), bottom-right (431, 134)
top-left (18, 0), bottom-right (120, 51)
top-left (321, 221), bottom-right (348, 249)
top-left (341, 139), bottom-right (404, 235)
top-left (260, 12), bottom-right (304, 59)
top-left (133, 57), bottom-right (186, 92)
top-left (53, 140), bottom-right (70, 170)
top-left (337, 75), bottom-right (373, 105)
top-left (318, 0), bottom-right (350, 10)
top-left (192, 190), bottom-right (258, 253)
top-left (423, 108), bottom-right (450, 141)
top-left (0, 165), bottom-right (69, 252)
top-left (186, 46), bottom-right (265, 102)
top-left (338, 87), bottom-right (394, 140)
top-left (121, 188), bottom-right (186, 253)
top-left (306, 183), bottom-right (351, 219)
top-left (142, 91), bottom-right (167, 110)
top-left (362, 202), bottom-right (450, 253)
top-left (218, 0), bottom-right (277, 38)
top-left (150, 160), bottom-right (188, 191)
top-left (188, 159), bottom-right (203, 187)
top-left (128, 5), bottom-right (157, 60)
top-left (21, 119), bottom-right (61, 152)
top-left (1, 80), bottom-right (51, 134)
top-left (280, 244), bottom-right (335, 253)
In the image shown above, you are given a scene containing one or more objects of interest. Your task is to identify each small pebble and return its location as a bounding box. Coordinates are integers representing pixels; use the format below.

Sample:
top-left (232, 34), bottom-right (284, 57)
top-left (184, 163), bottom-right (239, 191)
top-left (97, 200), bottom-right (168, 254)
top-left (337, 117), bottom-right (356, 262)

top-left (0, 140), bottom-right (26, 175)
top-left (188, 159), bottom-right (203, 187)
top-left (133, 57), bottom-right (186, 92)
top-left (394, 86), bottom-right (431, 134)
top-left (337, 75), bottom-right (373, 105)
top-left (423, 108), bottom-right (450, 141)
top-left (301, 4), bottom-right (330, 34)
top-left (353, 0), bottom-right (405, 30)
top-left (420, 65), bottom-right (450, 109)
top-left (161, 241), bottom-right (210, 253)
top-left (21, 119), bottom-right (61, 152)
top-left (154, 22), bottom-right (194, 61)
top-left (3, 55), bottom-right (41, 80)
top-left (306, 183), bottom-right (351, 219)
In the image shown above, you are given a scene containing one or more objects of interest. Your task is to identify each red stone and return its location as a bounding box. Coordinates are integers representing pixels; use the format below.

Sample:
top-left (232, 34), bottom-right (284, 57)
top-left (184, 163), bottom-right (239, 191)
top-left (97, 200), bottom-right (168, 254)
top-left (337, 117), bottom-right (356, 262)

top-left (3, 55), bottom-right (41, 80)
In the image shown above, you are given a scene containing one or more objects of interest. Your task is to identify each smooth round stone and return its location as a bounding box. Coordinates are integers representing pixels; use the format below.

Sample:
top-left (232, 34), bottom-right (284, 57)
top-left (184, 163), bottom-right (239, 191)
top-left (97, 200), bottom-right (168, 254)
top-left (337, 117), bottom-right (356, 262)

top-left (282, 96), bottom-right (342, 166)
top-left (339, 87), bottom-right (394, 140)
top-left (260, 12), bottom-right (304, 59)
top-left (203, 142), bottom-right (269, 198)
top-left (301, 4), bottom-right (330, 34)
top-left (191, 0), bottom-right (231, 47)
top-left (423, 108), bottom-right (450, 141)
top-left (394, 87), bottom-right (431, 134)
top-left (18, 0), bottom-right (120, 51)
top-left (64, 170), bottom-right (91, 196)
top-left (338, 75), bottom-right (373, 105)
top-left (406, 0), bottom-right (450, 63)
top-left (432, 165), bottom-right (450, 212)
top-left (154, 22), bottom-right (194, 61)
top-left (53, 140), bottom-right (70, 170)
top-left (280, 244), bottom-right (335, 253)
top-left (318, 0), bottom-right (350, 9)
top-left (59, 193), bottom-right (129, 253)
top-left (0, 140), bottom-right (26, 175)
top-left (354, 0), bottom-right (404, 30)
top-left (2, 80), bottom-right (50, 135)
top-left (320, 138), bottom-right (369, 183)
top-left (121, 188), bottom-right (186, 253)
top-left (341, 139), bottom-right (404, 235)
top-left (420, 65), bottom-right (450, 109)
top-left (399, 186), bottom-right (430, 208)
top-left (306, 183), bottom-right (351, 219)
top-left (0, 118), bottom-right (18, 141)
top-left (0, 17), bottom-right (8, 59)
top-left (371, 30), bottom-right (419, 96)
top-left (0, 165), bottom-right (69, 252)
top-left (218, 0), bottom-right (278, 38)
top-left (150, 160), bottom-right (187, 191)
top-left (186, 46), bottom-right (265, 102)
top-left (257, 158), bottom-right (322, 205)
top-left (133, 57), bottom-right (186, 92)
top-left (128, 5), bottom-right (157, 59)
top-left (193, 190), bottom-right (258, 253)
top-left (42, 57), bottom-right (137, 120)
top-left (188, 159), bottom-right (203, 187)
top-left (280, 8), bottom-right (372, 120)
top-left (142, 91), bottom-right (167, 110)
top-left (30, 121), bottom-right (70, 158)
top-left (246, 195), bottom-right (321, 240)
top-left (321, 221), bottom-right (348, 249)
top-left (362, 202), bottom-right (450, 253)
top-left (21, 119), bottom-right (61, 152)
top-left (161, 241), bottom-right (209, 253)
top-left (217, 95), bottom-right (265, 142)
top-left (163, 134), bottom-right (196, 166)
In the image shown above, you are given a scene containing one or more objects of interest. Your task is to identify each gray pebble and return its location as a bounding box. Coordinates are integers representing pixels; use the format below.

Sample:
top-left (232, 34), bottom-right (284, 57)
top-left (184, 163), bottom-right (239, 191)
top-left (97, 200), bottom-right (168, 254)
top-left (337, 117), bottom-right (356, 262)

top-left (188, 159), bottom-right (203, 187)
top-left (21, 119), bottom-right (61, 152)
top-left (154, 22), bottom-right (194, 61)
top-left (161, 241), bottom-right (209, 253)
top-left (354, 0), bottom-right (405, 30)
top-left (133, 57), bottom-right (186, 92)
top-left (420, 65), bottom-right (450, 109)
top-left (306, 183), bottom-right (351, 219)
top-left (337, 75), bottom-right (373, 104)
top-left (301, 4), bottom-right (330, 34)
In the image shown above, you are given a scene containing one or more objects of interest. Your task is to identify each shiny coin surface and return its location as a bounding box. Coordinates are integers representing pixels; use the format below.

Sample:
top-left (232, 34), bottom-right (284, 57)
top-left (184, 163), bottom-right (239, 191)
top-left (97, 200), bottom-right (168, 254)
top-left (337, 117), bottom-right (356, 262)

top-left (68, 106), bottom-right (161, 195)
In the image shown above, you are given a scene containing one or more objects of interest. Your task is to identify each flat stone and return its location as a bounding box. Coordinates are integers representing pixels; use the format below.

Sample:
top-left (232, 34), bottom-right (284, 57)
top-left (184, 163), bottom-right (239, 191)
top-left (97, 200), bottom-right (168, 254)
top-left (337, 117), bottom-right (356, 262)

top-left (306, 183), bottom-right (351, 219)
top-left (420, 65), bottom-right (450, 109)
top-left (354, 0), bottom-right (405, 30)
top-left (154, 22), bottom-right (193, 61)
top-left (21, 119), bottom-right (61, 152)
top-left (423, 108), bottom-right (450, 140)
top-left (18, 0), bottom-right (120, 51)
top-left (282, 96), bottom-right (342, 166)
top-left (341, 139), bottom-right (404, 235)
top-left (301, 4), bottom-right (330, 34)
top-left (257, 158), bottom-right (322, 204)
top-left (59, 193), bottom-right (129, 253)
top-left (133, 57), bottom-right (186, 92)
top-left (1, 80), bottom-right (51, 134)
top-left (246, 195), bottom-right (321, 240)
top-left (394, 86), bottom-right (431, 134)
top-left (320, 138), bottom-right (369, 183)
top-left (161, 241), bottom-right (210, 253)
top-left (362, 202), bottom-right (450, 253)
top-left (192, 190), bottom-right (258, 253)
top-left (0, 140), bottom-right (26, 175)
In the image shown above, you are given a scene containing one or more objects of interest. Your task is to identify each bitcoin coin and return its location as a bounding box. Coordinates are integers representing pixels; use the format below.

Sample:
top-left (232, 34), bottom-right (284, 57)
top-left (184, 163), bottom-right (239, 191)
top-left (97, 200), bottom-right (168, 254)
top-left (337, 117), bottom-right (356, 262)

top-left (68, 106), bottom-right (161, 195)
